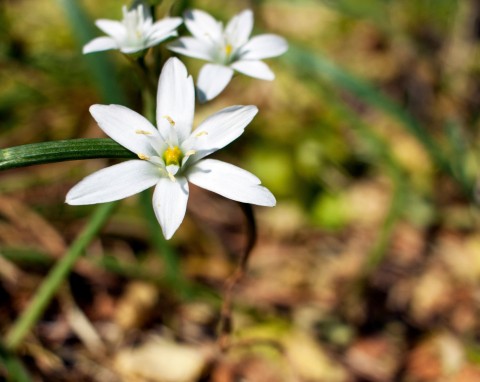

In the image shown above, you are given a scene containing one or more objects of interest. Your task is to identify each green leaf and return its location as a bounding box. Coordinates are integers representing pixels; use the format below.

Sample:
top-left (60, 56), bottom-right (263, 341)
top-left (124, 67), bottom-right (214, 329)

top-left (283, 43), bottom-right (475, 197)
top-left (56, 0), bottom-right (127, 104)
top-left (0, 138), bottom-right (136, 171)
top-left (0, 346), bottom-right (33, 382)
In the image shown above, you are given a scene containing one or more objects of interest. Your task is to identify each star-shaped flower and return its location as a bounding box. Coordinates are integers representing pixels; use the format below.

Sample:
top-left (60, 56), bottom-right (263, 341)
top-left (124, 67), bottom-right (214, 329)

top-left (168, 9), bottom-right (288, 102)
top-left (66, 57), bottom-right (275, 239)
top-left (83, 4), bottom-right (182, 55)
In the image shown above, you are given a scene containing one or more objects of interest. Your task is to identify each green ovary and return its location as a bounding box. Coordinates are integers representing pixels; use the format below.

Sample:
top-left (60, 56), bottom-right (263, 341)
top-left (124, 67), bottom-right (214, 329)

top-left (163, 146), bottom-right (183, 166)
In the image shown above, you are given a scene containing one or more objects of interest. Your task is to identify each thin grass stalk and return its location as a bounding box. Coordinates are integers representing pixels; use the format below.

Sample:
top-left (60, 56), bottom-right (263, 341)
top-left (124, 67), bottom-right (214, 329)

top-left (3, 202), bottom-right (117, 351)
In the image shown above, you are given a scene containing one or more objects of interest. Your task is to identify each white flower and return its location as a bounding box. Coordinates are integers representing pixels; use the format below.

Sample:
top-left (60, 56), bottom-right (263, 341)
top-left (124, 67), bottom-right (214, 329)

top-left (83, 4), bottom-right (182, 55)
top-left (168, 9), bottom-right (288, 102)
top-left (66, 57), bottom-right (275, 239)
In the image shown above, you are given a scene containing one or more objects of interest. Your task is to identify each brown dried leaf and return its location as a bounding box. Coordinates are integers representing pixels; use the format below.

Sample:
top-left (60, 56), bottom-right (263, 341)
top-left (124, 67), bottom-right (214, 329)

top-left (114, 336), bottom-right (210, 382)
top-left (0, 195), bottom-right (66, 257)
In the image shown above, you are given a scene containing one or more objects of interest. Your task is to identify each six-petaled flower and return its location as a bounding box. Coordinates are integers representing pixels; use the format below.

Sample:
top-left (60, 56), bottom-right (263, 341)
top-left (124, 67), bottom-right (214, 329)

top-left (168, 9), bottom-right (288, 102)
top-left (83, 4), bottom-right (182, 55)
top-left (66, 58), bottom-right (276, 239)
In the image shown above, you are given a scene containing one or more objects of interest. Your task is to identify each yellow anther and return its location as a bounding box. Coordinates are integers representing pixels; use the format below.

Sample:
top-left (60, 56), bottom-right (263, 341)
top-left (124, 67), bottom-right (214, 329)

top-left (135, 129), bottom-right (152, 135)
top-left (167, 172), bottom-right (176, 182)
top-left (195, 131), bottom-right (208, 137)
top-left (163, 146), bottom-right (182, 166)
top-left (138, 153), bottom-right (150, 160)
top-left (163, 115), bottom-right (175, 126)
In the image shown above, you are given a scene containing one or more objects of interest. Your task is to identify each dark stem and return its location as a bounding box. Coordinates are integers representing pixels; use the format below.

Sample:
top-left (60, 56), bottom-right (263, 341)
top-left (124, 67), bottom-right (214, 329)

top-left (123, 53), bottom-right (157, 98)
top-left (217, 203), bottom-right (257, 352)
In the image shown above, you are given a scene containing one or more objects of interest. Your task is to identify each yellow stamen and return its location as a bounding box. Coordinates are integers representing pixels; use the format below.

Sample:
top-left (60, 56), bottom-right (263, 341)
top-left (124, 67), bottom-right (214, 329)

top-left (138, 153), bottom-right (150, 160)
top-left (135, 129), bottom-right (152, 135)
top-left (163, 146), bottom-right (182, 166)
top-left (195, 131), bottom-right (208, 137)
top-left (163, 115), bottom-right (175, 126)
top-left (167, 172), bottom-right (176, 182)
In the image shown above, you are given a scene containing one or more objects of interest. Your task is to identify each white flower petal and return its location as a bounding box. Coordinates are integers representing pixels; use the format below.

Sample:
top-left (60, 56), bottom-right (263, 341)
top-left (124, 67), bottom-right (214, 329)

top-left (153, 176), bottom-right (189, 239)
top-left (187, 159), bottom-right (276, 206)
top-left (184, 9), bottom-right (223, 43)
top-left (189, 105), bottom-right (257, 161)
top-left (119, 44), bottom-right (148, 54)
top-left (83, 37), bottom-right (118, 54)
top-left (145, 31), bottom-right (177, 50)
top-left (168, 37), bottom-right (215, 61)
top-left (225, 9), bottom-right (253, 48)
top-left (89, 104), bottom-right (160, 157)
top-left (147, 17), bottom-right (182, 42)
top-left (66, 160), bottom-right (160, 205)
top-left (238, 34), bottom-right (288, 60)
top-left (196, 64), bottom-right (234, 103)
top-left (148, 17), bottom-right (182, 37)
top-left (95, 19), bottom-right (125, 38)
top-left (156, 57), bottom-right (195, 142)
top-left (231, 60), bottom-right (275, 80)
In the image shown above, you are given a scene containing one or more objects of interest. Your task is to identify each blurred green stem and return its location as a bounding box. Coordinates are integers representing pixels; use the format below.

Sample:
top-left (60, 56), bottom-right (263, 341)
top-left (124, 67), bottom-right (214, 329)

top-left (3, 202), bottom-right (117, 351)
top-left (124, 54), bottom-right (157, 98)
top-left (0, 346), bottom-right (32, 382)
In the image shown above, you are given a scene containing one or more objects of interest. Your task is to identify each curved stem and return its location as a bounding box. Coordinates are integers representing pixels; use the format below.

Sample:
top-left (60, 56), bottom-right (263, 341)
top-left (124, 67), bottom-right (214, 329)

top-left (217, 203), bottom-right (257, 352)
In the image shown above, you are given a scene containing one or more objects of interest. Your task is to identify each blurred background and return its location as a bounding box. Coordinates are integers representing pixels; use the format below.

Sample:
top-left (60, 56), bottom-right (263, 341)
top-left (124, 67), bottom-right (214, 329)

top-left (2, 0), bottom-right (480, 381)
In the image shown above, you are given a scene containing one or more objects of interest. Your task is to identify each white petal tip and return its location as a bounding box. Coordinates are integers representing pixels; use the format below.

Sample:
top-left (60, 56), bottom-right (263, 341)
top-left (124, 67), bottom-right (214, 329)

top-left (256, 188), bottom-right (276, 207)
top-left (162, 230), bottom-right (174, 240)
top-left (65, 195), bottom-right (81, 206)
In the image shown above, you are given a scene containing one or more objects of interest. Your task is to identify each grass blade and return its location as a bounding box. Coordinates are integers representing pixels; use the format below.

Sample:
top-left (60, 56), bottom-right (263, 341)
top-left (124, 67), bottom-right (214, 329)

top-left (0, 139), bottom-right (135, 171)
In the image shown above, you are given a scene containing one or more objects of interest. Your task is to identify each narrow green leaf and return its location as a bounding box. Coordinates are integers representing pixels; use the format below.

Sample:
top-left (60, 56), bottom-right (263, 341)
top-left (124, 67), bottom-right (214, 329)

top-left (285, 45), bottom-right (441, 162)
top-left (4, 202), bottom-right (117, 351)
top-left (0, 138), bottom-right (136, 171)
top-left (0, 346), bottom-right (33, 382)
top-left (56, 0), bottom-right (127, 104)
top-left (284, 43), bottom-right (475, 197)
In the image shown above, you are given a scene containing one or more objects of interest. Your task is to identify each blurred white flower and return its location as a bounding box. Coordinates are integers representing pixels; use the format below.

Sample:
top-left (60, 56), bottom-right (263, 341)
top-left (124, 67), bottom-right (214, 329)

top-left (83, 4), bottom-right (182, 54)
top-left (168, 9), bottom-right (288, 102)
top-left (66, 58), bottom-right (275, 239)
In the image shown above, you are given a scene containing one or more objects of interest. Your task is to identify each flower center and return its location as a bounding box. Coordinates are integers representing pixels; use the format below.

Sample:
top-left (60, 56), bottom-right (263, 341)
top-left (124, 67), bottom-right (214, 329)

top-left (225, 43), bottom-right (233, 57)
top-left (163, 146), bottom-right (183, 166)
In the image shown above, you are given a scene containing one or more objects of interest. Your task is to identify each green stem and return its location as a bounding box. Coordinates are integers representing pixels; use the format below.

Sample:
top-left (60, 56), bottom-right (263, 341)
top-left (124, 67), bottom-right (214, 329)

top-left (0, 138), bottom-right (135, 171)
top-left (3, 202), bottom-right (117, 351)
top-left (123, 54), bottom-right (157, 99)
